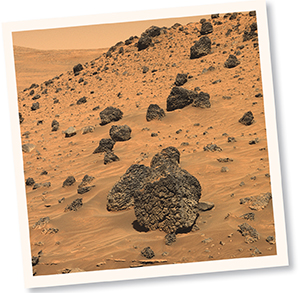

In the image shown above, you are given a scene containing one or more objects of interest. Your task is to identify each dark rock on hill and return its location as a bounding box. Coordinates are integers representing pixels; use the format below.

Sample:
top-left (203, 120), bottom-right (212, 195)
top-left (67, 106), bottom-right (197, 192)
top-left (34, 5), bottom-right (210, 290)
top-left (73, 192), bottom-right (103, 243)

top-left (224, 55), bottom-right (240, 68)
top-left (137, 34), bottom-right (152, 51)
top-left (109, 125), bottom-right (132, 141)
top-left (239, 111), bottom-right (254, 125)
top-left (166, 86), bottom-right (197, 111)
top-left (62, 176), bottom-right (76, 187)
top-left (73, 63), bottom-right (83, 75)
top-left (200, 21), bottom-right (213, 35)
top-left (190, 36), bottom-right (211, 59)
top-left (99, 106), bottom-right (123, 126)
top-left (146, 104), bottom-right (166, 121)
top-left (93, 138), bottom-right (115, 154)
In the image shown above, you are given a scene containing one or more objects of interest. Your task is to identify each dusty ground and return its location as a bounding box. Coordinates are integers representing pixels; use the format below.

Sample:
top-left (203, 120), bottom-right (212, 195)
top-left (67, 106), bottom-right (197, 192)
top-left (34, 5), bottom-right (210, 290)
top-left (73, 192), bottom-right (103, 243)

top-left (14, 11), bottom-right (276, 276)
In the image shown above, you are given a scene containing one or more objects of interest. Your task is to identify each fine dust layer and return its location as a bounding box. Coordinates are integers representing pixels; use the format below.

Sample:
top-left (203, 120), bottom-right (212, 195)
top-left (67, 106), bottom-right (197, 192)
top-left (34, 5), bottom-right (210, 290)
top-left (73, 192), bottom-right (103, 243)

top-left (15, 11), bottom-right (277, 276)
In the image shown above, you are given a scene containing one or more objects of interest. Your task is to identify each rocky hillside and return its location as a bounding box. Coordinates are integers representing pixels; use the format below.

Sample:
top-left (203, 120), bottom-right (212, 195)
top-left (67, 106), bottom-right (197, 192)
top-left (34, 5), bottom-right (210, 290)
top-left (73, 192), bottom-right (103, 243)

top-left (15, 11), bottom-right (276, 276)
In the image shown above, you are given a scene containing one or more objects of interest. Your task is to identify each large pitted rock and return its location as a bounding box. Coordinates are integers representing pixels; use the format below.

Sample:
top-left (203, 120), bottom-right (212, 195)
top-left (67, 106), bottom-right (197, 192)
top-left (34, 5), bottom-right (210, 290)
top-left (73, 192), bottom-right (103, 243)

top-left (109, 125), bottom-right (132, 141)
top-left (146, 104), bottom-right (166, 121)
top-left (99, 106), bottom-right (123, 126)
top-left (167, 87), bottom-right (211, 111)
top-left (200, 21), bottom-right (213, 35)
top-left (224, 55), bottom-right (240, 68)
top-left (190, 36), bottom-right (211, 59)
top-left (239, 111), bottom-right (254, 125)
top-left (137, 26), bottom-right (161, 51)
top-left (106, 147), bottom-right (202, 234)
top-left (166, 86), bottom-right (198, 111)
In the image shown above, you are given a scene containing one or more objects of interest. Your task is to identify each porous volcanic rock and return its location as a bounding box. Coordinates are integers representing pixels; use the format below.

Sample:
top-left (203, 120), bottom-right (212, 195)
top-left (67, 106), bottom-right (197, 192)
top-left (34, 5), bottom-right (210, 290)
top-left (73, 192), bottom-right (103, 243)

top-left (243, 22), bottom-right (258, 42)
top-left (99, 106), bottom-right (123, 126)
top-left (239, 111), bottom-right (254, 125)
top-left (73, 63), bottom-right (83, 75)
top-left (104, 151), bottom-right (120, 165)
top-left (238, 223), bottom-right (260, 243)
top-left (200, 21), bottom-right (213, 35)
top-left (107, 164), bottom-right (152, 211)
top-left (166, 86), bottom-right (198, 111)
top-left (51, 119), bottom-right (59, 131)
top-left (65, 198), bottom-right (83, 212)
top-left (93, 138), bottom-right (115, 154)
top-left (141, 247), bottom-right (155, 259)
top-left (240, 192), bottom-right (272, 210)
top-left (137, 26), bottom-right (161, 51)
top-left (62, 176), bottom-right (76, 187)
top-left (109, 125), bottom-right (132, 141)
top-left (146, 104), bottom-right (166, 121)
top-left (78, 175), bottom-right (95, 188)
top-left (107, 146), bottom-right (201, 234)
top-left (26, 177), bottom-right (35, 186)
top-left (190, 36), bottom-right (211, 59)
top-left (224, 55), bottom-right (240, 68)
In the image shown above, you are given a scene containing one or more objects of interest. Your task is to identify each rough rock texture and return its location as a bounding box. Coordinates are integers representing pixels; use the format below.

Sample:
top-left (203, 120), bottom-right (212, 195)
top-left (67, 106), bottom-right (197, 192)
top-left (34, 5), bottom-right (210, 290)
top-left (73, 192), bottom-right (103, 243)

top-left (141, 247), bottom-right (155, 259)
top-left (192, 91), bottom-right (211, 108)
top-left (239, 111), bottom-right (254, 125)
top-left (64, 126), bottom-right (76, 138)
top-left (238, 223), bottom-right (260, 243)
top-left (146, 104), bottom-right (166, 121)
top-left (93, 138), bottom-right (115, 154)
top-left (65, 198), bottom-right (83, 212)
top-left (19, 112), bottom-right (24, 124)
top-left (166, 86), bottom-right (198, 111)
top-left (198, 201), bottom-right (215, 211)
top-left (62, 176), bottom-right (76, 187)
top-left (26, 177), bottom-right (35, 186)
top-left (73, 63), bottom-right (83, 74)
top-left (137, 26), bottom-right (161, 51)
top-left (31, 102), bottom-right (40, 111)
top-left (175, 73), bottom-right (188, 86)
top-left (78, 175), bottom-right (95, 188)
top-left (104, 151), bottom-right (120, 165)
top-left (99, 106), bottom-right (123, 126)
top-left (203, 143), bottom-right (222, 152)
top-left (200, 21), bottom-right (213, 35)
top-left (190, 36), bottom-right (211, 59)
top-left (240, 192), bottom-right (272, 210)
top-left (107, 164), bottom-right (152, 211)
top-left (51, 119), bottom-right (59, 131)
top-left (224, 55), bottom-right (240, 68)
top-left (22, 143), bottom-right (35, 153)
top-left (109, 125), bottom-right (132, 141)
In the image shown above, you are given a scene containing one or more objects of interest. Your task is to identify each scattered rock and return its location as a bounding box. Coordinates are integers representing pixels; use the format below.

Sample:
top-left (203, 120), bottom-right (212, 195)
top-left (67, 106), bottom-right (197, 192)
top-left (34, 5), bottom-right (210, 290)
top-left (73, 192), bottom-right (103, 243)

top-left (224, 55), bottom-right (240, 68)
top-left (51, 119), bottom-right (59, 131)
top-left (146, 104), bottom-right (166, 121)
top-left (81, 125), bottom-right (95, 134)
top-left (77, 186), bottom-right (95, 194)
top-left (73, 63), bottom-right (83, 75)
top-left (203, 143), bottom-right (222, 152)
top-left (221, 166), bottom-right (229, 172)
top-left (238, 223), bottom-right (260, 243)
top-left (65, 198), bottom-right (83, 212)
top-left (239, 111), bottom-right (254, 125)
top-left (240, 212), bottom-right (255, 221)
top-left (198, 201), bottom-right (214, 211)
top-left (104, 151), bottom-right (120, 165)
top-left (192, 91), bottom-right (211, 108)
top-left (31, 102), bottom-right (40, 111)
top-left (228, 137), bottom-right (237, 142)
top-left (165, 233), bottom-right (176, 246)
top-left (22, 143), bottom-right (35, 153)
top-left (100, 106), bottom-right (123, 126)
top-left (32, 217), bottom-right (50, 229)
top-left (190, 36), bottom-right (211, 59)
top-left (78, 175), bottom-right (94, 188)
top-left (137, 34), bottom-right (152, 51)
top-left (19, 112), bottom-right (24, 124)
top-left (243, 22), bottom-right (258, 42)
top-left (240, 193), bottom-right (272, 210)
top-left (266, 236), bottom-right (276, 245)
top-left (62, 176), bottom-right (76, 187)
top-left (93, 138), bottom-right (115, 154)
top-left (76, 96), bottom-right (87, 105)
top-left (142, 66), bottom-right (149, 73)
top-left (217, 158), bottom-right (233, 162)
top-left (109, 125), bottom-right (132, 141)
top-left (26, 177), bottom-right (35, 186)
top-left (166, 86), bottom-right (197, 111)
top-left (141, 247), bottom-right (155, 259)
top-left (64, 126), bottom-right (76, 138)
top-left (200, 21), bottom-right (213, 35)
top-left (175, 73), bottom-right (188, 86)
top-left (249, 138), bottom-right (259, 145)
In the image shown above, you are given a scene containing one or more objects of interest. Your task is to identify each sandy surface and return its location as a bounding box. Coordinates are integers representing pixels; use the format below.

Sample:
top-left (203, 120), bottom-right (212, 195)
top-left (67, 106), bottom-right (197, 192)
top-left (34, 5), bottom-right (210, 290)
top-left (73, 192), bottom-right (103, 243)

top-left (14, 11), bottom-right (276, 276)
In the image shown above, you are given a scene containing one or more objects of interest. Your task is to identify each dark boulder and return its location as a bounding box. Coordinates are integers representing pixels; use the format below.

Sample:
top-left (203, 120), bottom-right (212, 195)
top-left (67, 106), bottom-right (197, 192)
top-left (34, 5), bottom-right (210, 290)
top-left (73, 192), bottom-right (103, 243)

top-left (166, 86), bottom-right (197, 111)
top-left (211, 14), bottom-right (219, 19)
top-left (224, 55), bottom-right (240, 68)
top-left (77, 186), bottom-right (95, 194)
top-left (142, 66), bottom-right (149, 73)
top-left (239, 111), bottom-right (254, 125)
top-left (109, 125), bottom-right (132, 141)
top-left (190, 36), bottom-right (211, 59)
top-left (73, 63), bottom-right (83, 75)
top-left (31, 102), bottom-right (40, 111)
top-left (62, 176), bottom-right (76, 187)
top-left (192, 91), bottom-right (211, 108)
top-left (137, 34), bottom-right (152, 51)
top-left (107, 164), bottom-right (152, 211)
top-left (78, 175), bottom-right (95, 188)
top-left (64, 126), bottom-right (76, 138)
top-left (165, 233), bottom-right (176, 246)
top-left (200, 21), bottom-right (213, 35)
top-left (144, 26), bottom-right (161, 38)
top-left (104, 151), bottom-right (120, 165)
top-left (150, 146), bottom-right (180, 168)
top-left (76, 96), bottom-right (87, 105)
top-left (238, 223), bottom-right (260, 243)
top-left (175, 73), bottom-right (188, 86)
top-left (99, 106), bottom-right (123, 126)
top-left (93, 138), bottom-right (115, 154)
top-left (26, 177), bottom-right (35, 186)
top-left (243, 22), bottom-right (258, 41)
top-left (51, 119), bottom-right (59, 131)
top-left (141, 247), bottom-right (155, 259)
top-left (146, 104), bottom-right (166, 121)
top-left (65, 198), bottom-right (83, 212)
